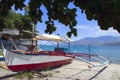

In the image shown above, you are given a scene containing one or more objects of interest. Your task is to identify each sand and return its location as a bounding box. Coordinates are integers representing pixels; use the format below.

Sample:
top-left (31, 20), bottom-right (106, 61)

top-left (0, 60), bottom-right (120, 80)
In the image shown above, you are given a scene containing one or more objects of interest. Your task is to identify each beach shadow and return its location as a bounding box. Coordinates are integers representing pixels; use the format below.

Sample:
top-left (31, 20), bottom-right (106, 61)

top-left (0, 71), bottom-right (48, 80)
top-left (0, 63), bottom-right (72, 80)
top-left (66, 69), bottom-right (89, 79)
top-left (0, 73), bottom-right (18, 80)
top-left (89, 66), bottom-right (107, 80)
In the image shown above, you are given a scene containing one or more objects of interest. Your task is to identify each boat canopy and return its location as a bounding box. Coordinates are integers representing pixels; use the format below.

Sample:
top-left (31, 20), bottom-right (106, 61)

top-left (35, 34), bottom-right (73, 42)
top-left (61, 37), bottom-right (73, 42)
top-left (35, 34), bottom-right (62, 41)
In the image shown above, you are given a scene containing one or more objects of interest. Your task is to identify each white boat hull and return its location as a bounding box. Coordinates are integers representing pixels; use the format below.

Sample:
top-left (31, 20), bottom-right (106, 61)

top-left (3, 49), bottom-right (72, 72)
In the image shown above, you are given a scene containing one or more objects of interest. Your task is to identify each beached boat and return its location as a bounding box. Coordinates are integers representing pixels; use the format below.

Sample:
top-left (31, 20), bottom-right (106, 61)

top-left (2, 48), bottom-right (73, 72)
top-left (0, 29), bottom-right (109, 72)
top-left (0, 29), bottom-right (73, 72)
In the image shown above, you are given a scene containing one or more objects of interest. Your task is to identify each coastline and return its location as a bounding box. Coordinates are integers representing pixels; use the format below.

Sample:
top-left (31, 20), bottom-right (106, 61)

top-left (0, 60), bottom-right (120, 80)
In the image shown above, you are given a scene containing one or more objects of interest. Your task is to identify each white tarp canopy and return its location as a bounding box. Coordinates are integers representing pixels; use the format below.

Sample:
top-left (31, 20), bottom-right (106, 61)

top-left (22, 30), bottom-right (73, 42)
top-left (60, 37), bottom-right (73, 42)
top-left (35, 34), bottom-right (73, 42)
top-left (35, 34), bottom-right (62, 41)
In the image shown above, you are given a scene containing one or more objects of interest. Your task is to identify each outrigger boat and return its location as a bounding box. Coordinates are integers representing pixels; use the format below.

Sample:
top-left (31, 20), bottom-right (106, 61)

top-left (0, 29), bottom-right (109, 72)
top-left (0, 29), bottom-right (73, 72)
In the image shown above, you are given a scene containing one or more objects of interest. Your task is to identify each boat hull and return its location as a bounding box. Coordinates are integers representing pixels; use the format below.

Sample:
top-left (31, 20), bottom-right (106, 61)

top-left (3, 49), bottom-right (73, 72)
top-left (8, 58), bottom-right (72, 72)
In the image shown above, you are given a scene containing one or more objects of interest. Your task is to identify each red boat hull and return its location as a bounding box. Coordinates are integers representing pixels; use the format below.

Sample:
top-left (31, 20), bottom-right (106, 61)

top-left (8, 58), bottom-right (72, 72)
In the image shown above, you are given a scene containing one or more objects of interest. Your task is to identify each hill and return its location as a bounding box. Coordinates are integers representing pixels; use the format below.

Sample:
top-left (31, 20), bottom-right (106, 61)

top-left (74, 36), bottom-right (120, 46)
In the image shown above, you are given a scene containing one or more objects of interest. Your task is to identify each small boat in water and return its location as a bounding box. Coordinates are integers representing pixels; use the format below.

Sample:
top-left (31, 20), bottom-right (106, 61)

top-left (0, 29), bottom-right (73, 72)
top-left (0, 56), bottom-right (4, 61)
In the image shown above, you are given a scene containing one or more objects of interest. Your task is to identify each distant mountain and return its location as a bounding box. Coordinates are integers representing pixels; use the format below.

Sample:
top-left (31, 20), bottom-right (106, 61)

top-left (104, 41), bottom-right (120, 46)
top-left (74, 36), bottom-right (120, 45)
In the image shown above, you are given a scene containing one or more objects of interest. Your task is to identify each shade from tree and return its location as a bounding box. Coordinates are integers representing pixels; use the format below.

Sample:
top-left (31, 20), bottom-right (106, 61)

top-left (0, 0), bottom-right (120, 37)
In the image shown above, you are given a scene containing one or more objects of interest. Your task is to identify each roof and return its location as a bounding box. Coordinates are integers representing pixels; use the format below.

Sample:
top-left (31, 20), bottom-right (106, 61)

top-left (0, 29), bottom-right (19, 35)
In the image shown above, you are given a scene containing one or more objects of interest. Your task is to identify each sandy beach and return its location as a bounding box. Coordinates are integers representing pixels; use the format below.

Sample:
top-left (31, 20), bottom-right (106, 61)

top-left (0, 60), bottom-right (120, 80)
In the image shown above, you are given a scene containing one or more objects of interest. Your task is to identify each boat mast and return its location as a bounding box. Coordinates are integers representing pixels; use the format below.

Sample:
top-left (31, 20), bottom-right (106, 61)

top-left (68, 42), bottom-right (70, 53)
top-left (31, 23), bottom-right (35, 54)
top-left (57, 41), bottom-right (59, 49)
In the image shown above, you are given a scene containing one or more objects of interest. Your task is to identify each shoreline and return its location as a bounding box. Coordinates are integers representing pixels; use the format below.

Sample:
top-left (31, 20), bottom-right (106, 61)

top-left (0, 60), bottom-right (120, 80)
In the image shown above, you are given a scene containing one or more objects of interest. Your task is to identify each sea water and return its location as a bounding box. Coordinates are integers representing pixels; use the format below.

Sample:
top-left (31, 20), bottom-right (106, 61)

top-left (39, 44), bottom-right (120, 64)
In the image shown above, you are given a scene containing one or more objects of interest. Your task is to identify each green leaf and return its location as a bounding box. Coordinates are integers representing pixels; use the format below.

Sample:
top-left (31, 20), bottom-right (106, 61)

top-left (67, 32), bottom-right (72, 37)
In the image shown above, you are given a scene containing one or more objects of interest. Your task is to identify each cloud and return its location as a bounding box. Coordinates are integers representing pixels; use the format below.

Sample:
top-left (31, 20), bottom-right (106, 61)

top-left (76, 25), bottom-right (98, 31)
top-left (96, 28), bottom-right (120, 37)
top-left (75, 25), bottom-right (120, 39)
top-left (37, 23), bottom-right (120, 40)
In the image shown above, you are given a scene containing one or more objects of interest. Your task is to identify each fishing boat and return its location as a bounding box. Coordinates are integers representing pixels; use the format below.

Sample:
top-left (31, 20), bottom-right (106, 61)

top-left (0, 29), bottom-right (73, 72)
top-left (0, 29), bottom-right (109, 72)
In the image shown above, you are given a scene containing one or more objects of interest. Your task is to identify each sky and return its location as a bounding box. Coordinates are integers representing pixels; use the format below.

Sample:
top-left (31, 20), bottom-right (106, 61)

top-left (14, 1), bottom-right (120, 41)
top-left (36, 5), bottom-right (120, 40)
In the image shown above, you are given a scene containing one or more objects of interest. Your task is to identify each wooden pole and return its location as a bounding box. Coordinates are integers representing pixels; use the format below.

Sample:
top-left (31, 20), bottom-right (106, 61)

top-left (88, 44), bottom-right (91, 61)
top-left (31, 23), bottom-right (35, 54)
top-left (68, 42), bottom-right (70, 53)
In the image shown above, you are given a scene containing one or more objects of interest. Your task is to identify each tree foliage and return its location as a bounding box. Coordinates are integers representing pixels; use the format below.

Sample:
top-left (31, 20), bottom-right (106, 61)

top-left (0, 10), bottom-right (33, 38)
top-left (0, 0), bottom-right (120, 37)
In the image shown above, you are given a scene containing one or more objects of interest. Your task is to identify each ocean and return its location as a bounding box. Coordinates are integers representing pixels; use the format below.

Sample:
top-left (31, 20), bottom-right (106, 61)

top-left (39, 43), bottom-right (120, 64)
